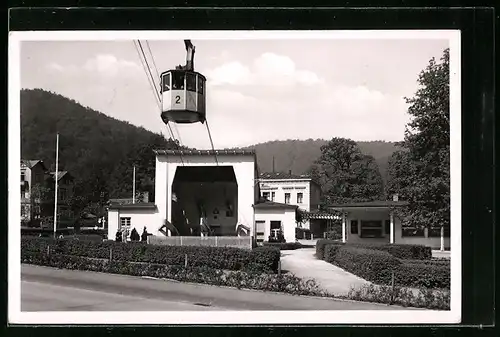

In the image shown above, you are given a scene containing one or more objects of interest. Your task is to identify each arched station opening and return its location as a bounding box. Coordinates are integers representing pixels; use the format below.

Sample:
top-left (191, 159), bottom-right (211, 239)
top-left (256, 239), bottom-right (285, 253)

top-left (171, 166), bottom-right (238, 236)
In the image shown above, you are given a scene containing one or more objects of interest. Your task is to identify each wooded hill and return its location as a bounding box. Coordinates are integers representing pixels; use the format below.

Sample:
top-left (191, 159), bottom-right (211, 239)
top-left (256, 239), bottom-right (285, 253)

top-left (238, 139), bottom-right (400, 183)
top-left (21, 89), bottom-right (399, 200)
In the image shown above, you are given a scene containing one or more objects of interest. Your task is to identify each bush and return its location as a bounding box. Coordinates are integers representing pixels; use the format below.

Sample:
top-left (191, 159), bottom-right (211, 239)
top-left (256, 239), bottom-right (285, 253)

top-left (21, 237), bottom-right (280, 273)
top-left (324, 245), bottom-right (449, 289)
top-left (394, 262), bottom-right (450, 289)
top-left (332, 246), bottom-right (401, 284)
top-left (347, 284), bottom-right (450, 310)
top-left (323, 244), bottom-right (343, 263)
top-left (262, 242), bottom-right (302, 250)
top-left (315, 239), bottom-right (344, 260)
top-left (346, 242), bottom-right (432, 260)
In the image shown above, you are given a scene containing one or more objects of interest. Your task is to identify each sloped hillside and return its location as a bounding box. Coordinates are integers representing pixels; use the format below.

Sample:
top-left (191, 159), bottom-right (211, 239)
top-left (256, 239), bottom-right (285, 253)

top-left (239, 139), bottom-right (400, 182)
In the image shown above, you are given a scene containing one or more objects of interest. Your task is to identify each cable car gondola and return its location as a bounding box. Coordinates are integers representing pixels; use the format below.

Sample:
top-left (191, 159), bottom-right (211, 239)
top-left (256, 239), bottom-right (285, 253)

top-left (160, 40), bottom-right (206, 124)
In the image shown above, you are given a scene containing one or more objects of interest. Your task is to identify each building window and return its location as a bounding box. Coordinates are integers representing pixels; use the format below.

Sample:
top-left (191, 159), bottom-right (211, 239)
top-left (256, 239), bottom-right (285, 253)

top-left (59, 188), bottom-right (67, 201)
top-left (385, 220), bottom-right (391, 235)
top-left (255, 220), bottom-right (266, 243)
top-left (401, 225), bottom-right (425, 237)
top-left (360, 220), bottom-right (383, 238)
top-left (350, 220), bottom-right (358, 234)
top-left (21, 171), bottom-right (26, 182)
top-left (262, 192), bottom-right (270, 200)
top-left (120, 217), bottom-right (131, 229)
top-left (271, 191), bottom-right (275, 201)
top-left (297, 192), bottom-right (303, 204)
top-left (284, 193), bottom-right (291, 204)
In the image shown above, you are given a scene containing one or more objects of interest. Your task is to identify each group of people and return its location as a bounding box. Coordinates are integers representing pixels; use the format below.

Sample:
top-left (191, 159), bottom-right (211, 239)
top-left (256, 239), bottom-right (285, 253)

top-left (115, 226), bottom-right (150, 243)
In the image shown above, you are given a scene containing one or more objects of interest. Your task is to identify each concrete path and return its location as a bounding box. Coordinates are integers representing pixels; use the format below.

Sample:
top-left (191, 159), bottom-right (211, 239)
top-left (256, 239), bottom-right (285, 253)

top-left (280, 248), bottom-right (371, 296)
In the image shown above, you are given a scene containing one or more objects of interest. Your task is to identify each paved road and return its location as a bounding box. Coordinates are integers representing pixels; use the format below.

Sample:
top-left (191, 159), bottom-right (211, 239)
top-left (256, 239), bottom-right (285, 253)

top-left (21, 264), bottom-right (411, 311)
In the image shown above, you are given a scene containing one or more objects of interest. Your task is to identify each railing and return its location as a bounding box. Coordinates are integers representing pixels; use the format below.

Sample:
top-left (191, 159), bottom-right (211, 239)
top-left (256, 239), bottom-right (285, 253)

top-left (148, 235), bottom-right (252, 250)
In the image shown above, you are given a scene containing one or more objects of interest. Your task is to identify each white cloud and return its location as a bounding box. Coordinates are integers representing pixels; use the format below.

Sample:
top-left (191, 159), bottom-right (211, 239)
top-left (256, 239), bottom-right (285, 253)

top-left (83, 54), bottom-right (142, 78)
top-left (46, 54), bottom-right (142, 79)
top-left (204, 52), bottom-right (323, 87)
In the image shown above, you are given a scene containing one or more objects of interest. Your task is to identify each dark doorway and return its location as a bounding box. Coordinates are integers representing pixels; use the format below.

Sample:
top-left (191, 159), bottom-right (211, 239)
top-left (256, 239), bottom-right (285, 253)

top-left (171, 166), bottom-right (238, 236)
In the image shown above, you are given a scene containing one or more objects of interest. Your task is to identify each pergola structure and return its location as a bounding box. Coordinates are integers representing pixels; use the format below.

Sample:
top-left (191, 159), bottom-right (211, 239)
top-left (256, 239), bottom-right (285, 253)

top-left (300, 210), bottom-right (341, 239)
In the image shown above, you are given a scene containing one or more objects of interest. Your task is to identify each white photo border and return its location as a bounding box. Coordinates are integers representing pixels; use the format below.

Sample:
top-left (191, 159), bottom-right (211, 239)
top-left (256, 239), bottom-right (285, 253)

top-left (8, 29), bottom-right (462, 325)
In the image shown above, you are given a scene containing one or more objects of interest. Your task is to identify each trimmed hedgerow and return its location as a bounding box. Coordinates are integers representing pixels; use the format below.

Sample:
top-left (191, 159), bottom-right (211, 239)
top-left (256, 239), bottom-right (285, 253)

top-left (21, 237), bottom-right (280, 273)
top-left (394, 262), bottom-right (450, 289)
top-left (325, 245), bottom-right (450, 289)
top-left (315, 240), bottom-right (432, 261)
top-left (21, 251), bottom-right (323, 296)
top-left (332, 246), bottom-right (402, 284)
top-left (323, 244), bottom-right (343, 263)
top-left (377, 244), bottom-right (432, 260)
top-left (262, 242), bottom-right (302, 250)
top-left (315, 239), bottom-right (344, 260)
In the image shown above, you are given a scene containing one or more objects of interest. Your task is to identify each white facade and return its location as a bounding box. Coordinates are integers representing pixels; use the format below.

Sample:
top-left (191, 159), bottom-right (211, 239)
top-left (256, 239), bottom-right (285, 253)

top-left (107, 206), bottom-right (160, 240)
top-left (155, 150), bottom-right (258, 237)
top-left (333, 205), bottom-right (450, 250)
top-left (254, 206), bottom-right (297, 243)
top-left (258, 175), bottom-right (321, 230)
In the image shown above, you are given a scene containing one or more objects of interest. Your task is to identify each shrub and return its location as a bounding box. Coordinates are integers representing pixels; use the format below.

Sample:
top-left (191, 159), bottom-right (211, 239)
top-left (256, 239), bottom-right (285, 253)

top-left (324, 244), bottom-right (449, 289)
top-left (394, 262), bottom-right (450, 289)
top-left (21, 237), bottom-right (280, 273)
top-left (262, 242), bottom-right (302, 250)
top-left (246, 246), bottom-right (280, 273)
top-left (332, 246), bottom-right (401, 284)
top-left (315, 239), bottom-right (344, 260)
top-left (347, 284), bottom-right (450, 310)
top-left (346, 242), bottom-right (432, 260)
top-left (323, 244), bottom-right (343, 263)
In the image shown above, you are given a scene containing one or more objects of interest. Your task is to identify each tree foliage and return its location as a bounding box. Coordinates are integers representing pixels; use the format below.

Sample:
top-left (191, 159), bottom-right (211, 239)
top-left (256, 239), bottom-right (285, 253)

top-left (312, 137), bottom-right (384, 206)
top-left (387, 48), bottom-right (450, 229)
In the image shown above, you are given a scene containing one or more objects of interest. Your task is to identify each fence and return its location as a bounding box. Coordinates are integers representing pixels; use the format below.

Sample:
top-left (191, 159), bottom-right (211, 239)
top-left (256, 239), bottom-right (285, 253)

top-left (147, 235), bottom-right (253, 250)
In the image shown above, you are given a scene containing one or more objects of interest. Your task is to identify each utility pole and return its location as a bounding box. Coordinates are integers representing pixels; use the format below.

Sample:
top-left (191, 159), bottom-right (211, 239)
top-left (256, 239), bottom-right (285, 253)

top-left (132, 165), bottom-right (136, 204)
top-left (53, 133), bottom-right (59, 239)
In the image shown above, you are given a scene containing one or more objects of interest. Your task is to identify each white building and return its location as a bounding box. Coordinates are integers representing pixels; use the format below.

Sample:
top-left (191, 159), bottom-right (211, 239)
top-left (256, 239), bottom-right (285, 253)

top-left (108, 149), bottom-right (302, 244)
top-left (257, 171), bottom-right (322, 228)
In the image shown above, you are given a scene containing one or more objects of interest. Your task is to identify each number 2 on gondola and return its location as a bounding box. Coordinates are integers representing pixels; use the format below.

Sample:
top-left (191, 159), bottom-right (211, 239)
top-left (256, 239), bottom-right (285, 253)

top-left (175, 95), bottom-right (181, 105)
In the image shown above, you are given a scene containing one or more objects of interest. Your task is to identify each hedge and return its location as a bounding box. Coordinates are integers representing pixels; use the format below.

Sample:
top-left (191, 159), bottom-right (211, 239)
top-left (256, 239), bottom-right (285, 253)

top-left (21, 237), bottom-right (280, 273)
top-left (315, 239), bottom-right (343, 260)
top-left (324, 245), bottom-right (450, 289)
top-left (394, 262), bottom-right (450, 289)
top-left (315, 240), bottom-right (432, 261)
top-left (21, 251), bottom-right (323, 296)
top-left (324, 244), bottom-right (344, 263)
top-left (262, 242), bottom-right (302, 250)
top-left (332, 246), bottom-right (402, 284)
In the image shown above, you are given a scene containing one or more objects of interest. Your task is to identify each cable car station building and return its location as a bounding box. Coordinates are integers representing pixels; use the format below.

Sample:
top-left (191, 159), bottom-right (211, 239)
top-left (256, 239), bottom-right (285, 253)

top-left (108, 149), bottom-right (267, 248)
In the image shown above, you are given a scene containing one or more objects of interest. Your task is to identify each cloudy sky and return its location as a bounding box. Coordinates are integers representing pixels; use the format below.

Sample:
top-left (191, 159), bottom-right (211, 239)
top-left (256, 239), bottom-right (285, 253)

top-left (20, 37), bottom-right (449, 149)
